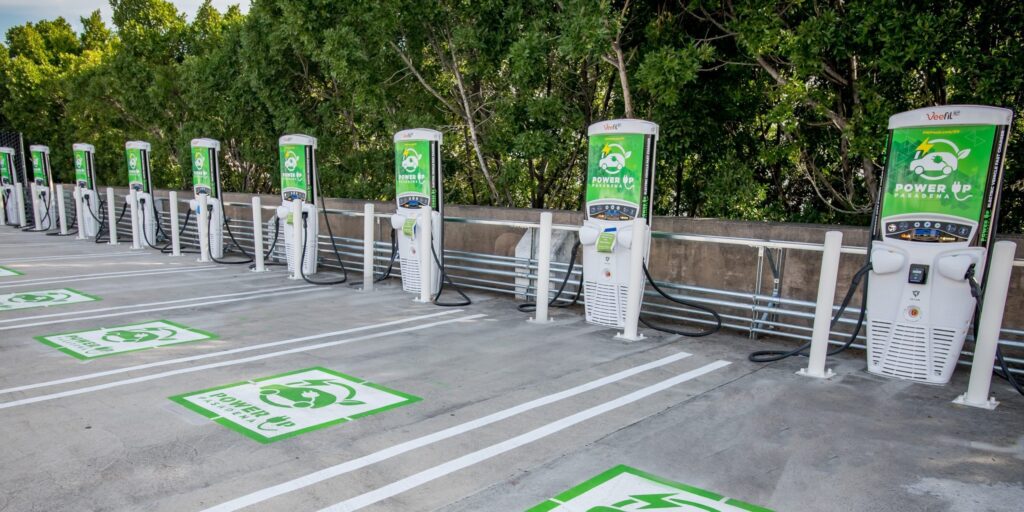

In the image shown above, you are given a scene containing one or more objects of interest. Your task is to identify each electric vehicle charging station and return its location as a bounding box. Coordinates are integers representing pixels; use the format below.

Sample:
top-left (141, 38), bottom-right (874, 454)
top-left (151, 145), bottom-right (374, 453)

top-left (125, 141), bottom-right (159, 248)
top-left (577, 120), bottom-right (657, 328)
top-left (0, 146), bottom-right (19, 225)
top-left (390, 129), bottom-right (443, 296)
top-left (275, 134), bottom-right (319, 277)
top-left (189, 138), bottom-right (224, 259)
top-left (867, 105), bottom-right (1013, 385)
top-left (73, 143), bottom-right (101, 238)
top-left (28, 144), bottom-right (56, 231)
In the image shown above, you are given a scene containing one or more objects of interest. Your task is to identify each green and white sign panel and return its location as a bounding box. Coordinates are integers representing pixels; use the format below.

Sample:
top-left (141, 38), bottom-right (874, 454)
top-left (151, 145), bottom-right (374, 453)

top-left (585, 120), bottom-right (657, 223)
top-left (192, 146), bottom-right (213, 194)
top-left (280, 144), bottom-right (309, 197)
top-left (126, 147), bottom-right (145, 191)
top-left (30, 146), bottom-right (48, 184)
top-left (74, 148), bottom-right (90, 187)
top-left (528, 465), bottom-right (771, 512)
top-left (0, 288), bottom-right (98, 312)
top-left (0, 266), bottom-right (23, 277)
top-left (395, 139), bottom-right (431, 198)
top-left (36, 320), bottom-right (217, 360)
top-left (170, 367), bottom-right (420, 443)
top-left (0, 151), bottom-right (11, 183)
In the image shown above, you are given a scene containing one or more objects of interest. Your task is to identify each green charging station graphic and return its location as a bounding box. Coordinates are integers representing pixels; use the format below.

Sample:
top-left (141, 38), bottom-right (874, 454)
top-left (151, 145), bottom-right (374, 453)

top-left (0, 266), bottom-right (23, 277)
top-left (0, 152), bottom-right (11, 183)
top-left (74, 148), bottom-right (91, 188)
top-left (279, 143), bottom-right (310, 198)
top-left (36, 320), bottom-right (217, 360)
top-left (528, 465), bottom-right (772, 512)
top-left (395, 139), bottom-right (432, 203)
top-left (170, 367), bottom-right (420, 443)
top-left (586, 133), bottom-right (650, 220)
top-left (192, 146), bottom-right (213, 192)
top-left (126, 147), bottom-right (146, 192)
top-left (31, 148), bottom-right (46, 184)
top-left (0, 288), bottom-right (99, 312)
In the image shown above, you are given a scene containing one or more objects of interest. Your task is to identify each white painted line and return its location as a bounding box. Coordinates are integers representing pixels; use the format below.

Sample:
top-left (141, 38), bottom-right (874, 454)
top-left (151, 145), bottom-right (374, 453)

top-left (201, 351), bottom-right (695, 512)
top-left (0, 309), bottom-right (462, 395)
top-left (0, 266), bottom-right (221, 290)
top-left (3, 251), bottom-right (145, 264)
top-left (0, 313), bottom-right (485, 410)
top-left (0, 284), bottom-right (307, 327)
top-left (320, 360), bottom-right (731, 512)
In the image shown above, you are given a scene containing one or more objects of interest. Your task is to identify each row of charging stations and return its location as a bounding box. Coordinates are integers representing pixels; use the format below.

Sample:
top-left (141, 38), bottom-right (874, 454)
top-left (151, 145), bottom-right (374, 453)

top-left (4, 105), bottom-right (1017, 392)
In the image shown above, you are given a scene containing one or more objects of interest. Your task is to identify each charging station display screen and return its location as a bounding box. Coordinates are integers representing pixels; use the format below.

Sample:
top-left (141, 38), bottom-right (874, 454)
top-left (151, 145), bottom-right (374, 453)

top-left (881, 125), bottom-right (996, 223)
top-left (585, 133), bottom-right (650, 220)
top-left (0, 153), bottom-right (11, 184)
top-left (31, 150), bottom-right (46, 184)
top-left (74, 149), bottom-right (90, 188)
top-left (395, 139), bottom-right (431, 208)
top-left (280, 143), bottom-right (310, 199)
top-left (192, 146), bottom-right (214, 196)
top-left (126, 147), bottom-right (147, 191)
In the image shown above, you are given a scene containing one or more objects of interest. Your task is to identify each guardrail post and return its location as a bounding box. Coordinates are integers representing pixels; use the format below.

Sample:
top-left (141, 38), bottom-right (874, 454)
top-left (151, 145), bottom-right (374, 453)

top-left (197, 193), bottom-right (210, 262)
top-left (15, 182), bottom-right (26, 227)
top-left (251, 196), bottom-right (265, 272)
top-left (56, 184), bottom-right (68, 234)
top-left (363, 203), bottom-right (374, 292)
top-left (106, 187), bottom-right (118, 245)
top-left (169, 191), bottom-right (181, 256)
top-left (291, 198), bottom-right (302, 280)
top-left (75, 188), bottom-right (86, 240)
top-left (530, 212), bottom-right (554, 324)
top-left (954, 240), bottom-right (1017, 410)
top-left (129, 189), bottom-right (141, 249)
top-left (616, 217), bottom-right (647, 341)
top-left (798, 230), bottom-right (842, 379)
top-left (416, 206), bottom-right (433, 303)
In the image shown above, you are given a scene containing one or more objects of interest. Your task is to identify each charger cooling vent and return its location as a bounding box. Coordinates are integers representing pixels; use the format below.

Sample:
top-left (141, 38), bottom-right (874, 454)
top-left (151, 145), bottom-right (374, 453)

top-left (401, 256), bottom-right (421, 293)
top-left (867, 319), bottom-right (966, 384)
top-left (584, 280), bottom-right (627, 328)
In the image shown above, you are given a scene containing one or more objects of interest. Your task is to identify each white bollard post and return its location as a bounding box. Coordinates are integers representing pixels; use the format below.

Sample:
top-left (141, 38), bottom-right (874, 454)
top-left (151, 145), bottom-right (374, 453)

top-left (197, 194), bottom-right (210, 262)
top-left (530, 212), bottom-right (554, 324)
top-left (169, 191), bottom-right (181, 256)
top-left (0, 186), bottom-right (5, 226)
top-left (31, 183), bottom-right (41, 230)
top-left (106, 187), bottom-right (118, 245)
top-left (954, 241), bottom-right (1017, 410)
top-left (129, 189), bottom-right (141, 249)
top-left (75, 188), bottom-right (85, 240)
top-left (798, 231), bottom-right (843, 379)
top-left (616, 217), bottom-right (647, 341)
top-left (291, 198), bottom-right (303, 280)
top-left (251, 196), bottom-right (265, 272)
top-left (15, 182), bottom-right (26, 227)
top-left (417, 206), bottom-right (433, 303)
top-left (56, 184), bottom-right (68, 235)
top-left (363, 203), bottom-right (374, 292)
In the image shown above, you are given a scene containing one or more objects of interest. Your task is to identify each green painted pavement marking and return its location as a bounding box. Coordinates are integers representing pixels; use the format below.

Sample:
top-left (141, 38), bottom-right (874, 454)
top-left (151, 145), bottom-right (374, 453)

top-left (170, 367), bottom-right (420, 444)
top-left (35, 320), bottom-right (218, 360)
top-left (0, 266), bottom-right (23, 277)
top-left (527, 465), bottom-right (772, 512)
top-left (0, 288), bottom-right (99, 312)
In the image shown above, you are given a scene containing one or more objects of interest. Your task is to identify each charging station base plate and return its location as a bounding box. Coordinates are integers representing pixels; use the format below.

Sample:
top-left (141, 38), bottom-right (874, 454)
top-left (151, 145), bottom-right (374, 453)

top-left (796, 367), bottom-right (835, 379)
top-left (952, 393), bottom-right (999, 410)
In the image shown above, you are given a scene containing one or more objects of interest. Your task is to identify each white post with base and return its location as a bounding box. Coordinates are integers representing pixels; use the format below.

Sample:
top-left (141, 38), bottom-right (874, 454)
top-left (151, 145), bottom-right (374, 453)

top-left (169, 191), bottom-right (181, 256)
top-left (291, 198), bottom-right (303, 280)
top-left (15, 182), bottom-right (26, 227)
top-left (615, 217), bottom-right (647, 342)
top-left (74, 188), bottom-right (85, 240)
top-left (129, 189), bottom-right (141, 249)
top-left (251, 196), bottom-right (265, 272)
top-left (416, 205), bottom-right (433, 303)
top-left (197, 193), bottom-right (210, 262)
top-left (363, 203), bottom-right (374, 292)
top-left (530, 211), bottom-right (554, 324)
top-left (799, 230), bottom-right (843, 379)
top-left (56, 184), bottom-right (67, 235)
top-left (106, 187), bottom-right (118, 245)
top-left (954, 240), bottom-right (1017, 410)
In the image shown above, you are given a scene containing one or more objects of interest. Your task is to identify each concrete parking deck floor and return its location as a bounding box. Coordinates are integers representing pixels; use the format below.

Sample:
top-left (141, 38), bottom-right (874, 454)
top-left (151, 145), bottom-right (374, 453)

top-left (0, 227), bottom-right (1021, 512)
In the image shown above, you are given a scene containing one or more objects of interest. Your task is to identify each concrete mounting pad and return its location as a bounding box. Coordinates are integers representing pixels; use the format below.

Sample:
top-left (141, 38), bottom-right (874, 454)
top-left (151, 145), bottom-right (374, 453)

top-left (0, 227), bottom-right (1021, 512)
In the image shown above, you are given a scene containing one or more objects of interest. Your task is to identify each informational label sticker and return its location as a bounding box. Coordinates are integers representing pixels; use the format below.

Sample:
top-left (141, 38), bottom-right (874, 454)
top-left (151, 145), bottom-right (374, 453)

top-left (395, 139), bottom-right (431, 202)
top-left (0, 266), bottom-right (23, 277)
top-left (74, 149), bottom-right (90, 187)
top-left (279, 144), bottom-right (309, 197)
top-left (191, 146), bottom-right (213, 195)
top-left (126, 147), bottom-right (146, 191)
top-left (35, 320), bottom-right (217, 360)
top-left (0, 288), bottom-right (99, 312)
top-left (586, 134), bottom-right (646, 210)
top-left (402, 217), bottom-right (417, 238)
top-left (528, 465), bottom-right (772, 512)
top-left (595, 232), bottom-right (617, 253)
top-left (882, 125), bottom-right (996, 222)
top-left (170, 367), bottom-right (421, 443)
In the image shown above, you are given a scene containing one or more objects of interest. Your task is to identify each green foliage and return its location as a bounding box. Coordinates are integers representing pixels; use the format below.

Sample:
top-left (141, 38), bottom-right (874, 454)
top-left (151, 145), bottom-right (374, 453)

top-left (0, 0), bottom-right (1021, 232)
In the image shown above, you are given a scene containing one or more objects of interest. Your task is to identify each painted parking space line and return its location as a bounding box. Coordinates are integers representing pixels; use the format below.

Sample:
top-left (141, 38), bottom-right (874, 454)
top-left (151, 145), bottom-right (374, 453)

top-left (0, 266), bottom-right (221, 290)
top-left (0, 266), bottom-right (22, 277)
top-left (0, 313), bottom-right (484, 410)
top-left (170, 367), bottom-right (421, 443)
top-left (0, 288), bottom-right (100, 312)
top-left (529, 465), bottom-right (772, 512)
top-left (2, 251), bottom-right (145, 264)
top-left (0, 310), bottom-right (461, 395)
top-left (201, 351), bottom-right (695, 512)
top-left (319, 360), bottom-right (731, 512)
top-left (0, 284), bottom-right (311, 331)
top-left (35, 320), bottom-right (218, 360)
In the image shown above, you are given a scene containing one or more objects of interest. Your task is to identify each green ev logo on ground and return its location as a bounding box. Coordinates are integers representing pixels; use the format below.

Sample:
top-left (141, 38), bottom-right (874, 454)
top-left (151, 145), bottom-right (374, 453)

top-left (10, 291), bottom-right (67, 304)
top-left (101, 327), bottom-right (180, 344)
top-left (258, 378), bottom-right (366, 409)
top-left (36, 320), bottom-right (215, 360)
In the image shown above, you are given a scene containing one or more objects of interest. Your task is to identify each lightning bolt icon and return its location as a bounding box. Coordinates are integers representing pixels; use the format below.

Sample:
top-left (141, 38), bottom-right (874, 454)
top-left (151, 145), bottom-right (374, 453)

top-left (602, 144), bottom-right (610, 156)
top-left (403, 149), bottom-right (410, 157)
top-left (916, 138), bottom-right (934, 154)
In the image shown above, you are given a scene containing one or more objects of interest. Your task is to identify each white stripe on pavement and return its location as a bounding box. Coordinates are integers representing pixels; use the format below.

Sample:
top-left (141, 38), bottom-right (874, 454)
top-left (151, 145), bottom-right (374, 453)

top-left (2, 251), bottom-right (145, 264)
top-left (0, 266), bottom-right (220, 290)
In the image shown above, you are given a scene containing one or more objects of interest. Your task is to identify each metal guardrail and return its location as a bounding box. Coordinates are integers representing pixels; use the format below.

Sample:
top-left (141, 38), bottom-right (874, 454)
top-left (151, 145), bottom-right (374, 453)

top-left (94, 192), bottom-right (1024, 376)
